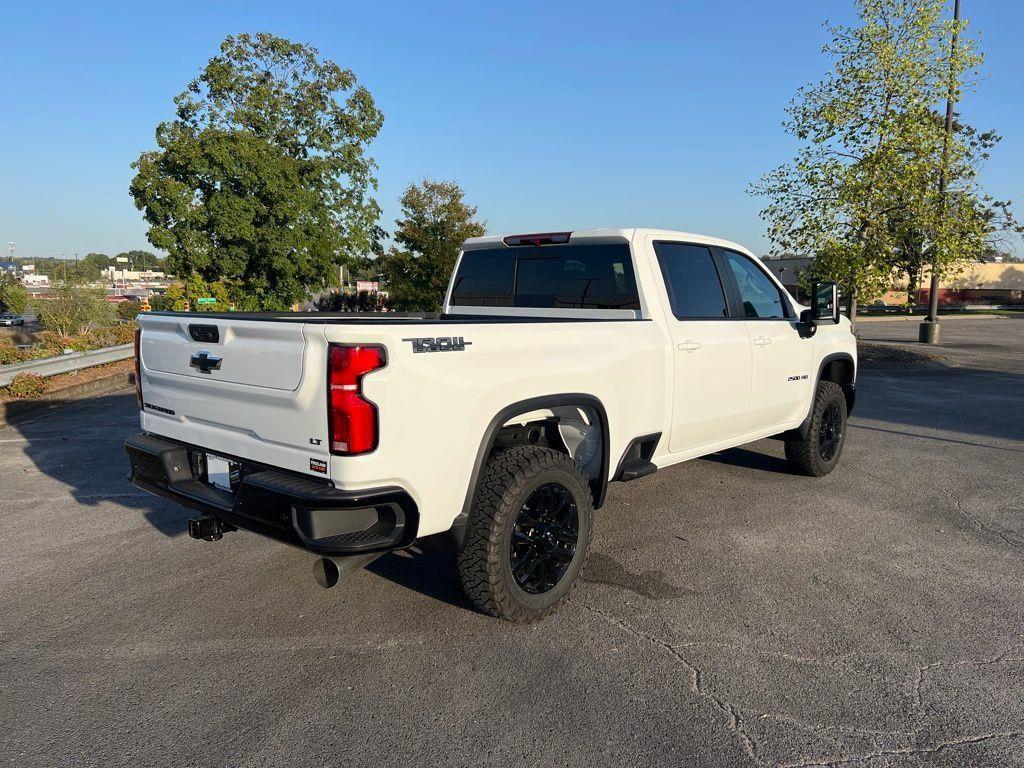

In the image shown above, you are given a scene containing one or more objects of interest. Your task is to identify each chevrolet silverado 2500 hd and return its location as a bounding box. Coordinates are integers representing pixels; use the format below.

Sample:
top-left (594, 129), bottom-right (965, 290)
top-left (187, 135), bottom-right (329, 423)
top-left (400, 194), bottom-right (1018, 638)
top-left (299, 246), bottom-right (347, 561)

top-left (125, 229), bottom-right (856, 622)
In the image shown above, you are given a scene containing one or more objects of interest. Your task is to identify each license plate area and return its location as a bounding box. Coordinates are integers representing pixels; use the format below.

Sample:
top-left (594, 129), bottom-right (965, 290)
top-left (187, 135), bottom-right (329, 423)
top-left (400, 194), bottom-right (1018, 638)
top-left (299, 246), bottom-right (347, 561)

top-left (204, 453), bottom-right (241, 493)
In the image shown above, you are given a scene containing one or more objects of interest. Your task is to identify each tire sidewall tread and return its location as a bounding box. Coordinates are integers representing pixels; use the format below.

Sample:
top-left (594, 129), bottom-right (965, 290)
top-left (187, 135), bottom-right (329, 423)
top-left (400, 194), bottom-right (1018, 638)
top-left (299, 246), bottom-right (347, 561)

top-left (785, 380), bottom-right (847, 477)
top-left (457, 445), bottom-right (594, 623)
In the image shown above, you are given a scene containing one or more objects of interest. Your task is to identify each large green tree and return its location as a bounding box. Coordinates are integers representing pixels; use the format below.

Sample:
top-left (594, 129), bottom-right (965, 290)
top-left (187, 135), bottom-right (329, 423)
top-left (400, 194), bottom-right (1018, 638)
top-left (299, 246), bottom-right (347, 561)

top-left (130, 33), bottom-right (384, 310)
top-left (888, 121), bottom-right (1022, 303)
top-left (374, 180), bottom-right (486, 311)
top-left (80, 253), bottom-right (113, 280)
top-left (164, 274), bottom-right (233, 312)
top-left (750, 0), bottom-right (982, 326)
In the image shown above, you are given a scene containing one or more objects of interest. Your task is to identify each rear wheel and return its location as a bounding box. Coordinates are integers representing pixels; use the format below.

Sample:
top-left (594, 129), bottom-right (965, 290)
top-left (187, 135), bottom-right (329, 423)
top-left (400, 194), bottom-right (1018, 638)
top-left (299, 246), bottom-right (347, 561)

top-left (785, 380), bottom-right (847, 477)
top-left (457, 446), bottom-right (594, 622)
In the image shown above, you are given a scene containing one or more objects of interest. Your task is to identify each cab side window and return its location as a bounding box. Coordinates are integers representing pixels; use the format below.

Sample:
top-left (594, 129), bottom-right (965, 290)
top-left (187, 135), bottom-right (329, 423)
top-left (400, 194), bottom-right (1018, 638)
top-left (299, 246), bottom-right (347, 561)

top-left (722, 250), bottom-right (789, 319)
top-left (654, 242), bottom-right (729, 319)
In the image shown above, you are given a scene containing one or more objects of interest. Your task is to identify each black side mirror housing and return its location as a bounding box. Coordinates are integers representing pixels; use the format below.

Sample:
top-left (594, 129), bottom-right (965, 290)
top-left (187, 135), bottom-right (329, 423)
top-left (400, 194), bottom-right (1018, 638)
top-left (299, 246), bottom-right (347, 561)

top-left (797, 308), bottom-right (818, 338)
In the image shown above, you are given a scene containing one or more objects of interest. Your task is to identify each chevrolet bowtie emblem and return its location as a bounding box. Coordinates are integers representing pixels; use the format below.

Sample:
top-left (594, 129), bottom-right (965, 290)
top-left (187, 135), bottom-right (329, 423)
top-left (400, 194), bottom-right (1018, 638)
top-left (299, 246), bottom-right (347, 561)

top-left (190, 350), bottom-right (222, 374)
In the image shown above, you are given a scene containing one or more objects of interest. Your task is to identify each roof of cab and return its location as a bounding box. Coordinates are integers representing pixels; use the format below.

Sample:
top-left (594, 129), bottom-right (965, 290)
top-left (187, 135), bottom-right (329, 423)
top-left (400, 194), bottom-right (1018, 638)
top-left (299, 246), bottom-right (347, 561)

top-left (461, 228), bottom-right (758, 258)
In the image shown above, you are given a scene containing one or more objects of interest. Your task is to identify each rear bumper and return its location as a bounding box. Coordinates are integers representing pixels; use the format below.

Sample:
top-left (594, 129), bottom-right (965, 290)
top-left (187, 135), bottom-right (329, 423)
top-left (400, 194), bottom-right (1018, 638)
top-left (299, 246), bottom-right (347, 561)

top-left (125, 433), bottom-right (418, 555)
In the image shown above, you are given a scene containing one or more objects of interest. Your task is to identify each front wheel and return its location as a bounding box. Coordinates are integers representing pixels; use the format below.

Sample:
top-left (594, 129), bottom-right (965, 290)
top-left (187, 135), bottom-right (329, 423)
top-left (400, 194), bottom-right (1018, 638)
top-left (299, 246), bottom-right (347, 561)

top-left (457, 446), bottom-right (594, 622)
top-left (785, 380), bottom-right (848, 477)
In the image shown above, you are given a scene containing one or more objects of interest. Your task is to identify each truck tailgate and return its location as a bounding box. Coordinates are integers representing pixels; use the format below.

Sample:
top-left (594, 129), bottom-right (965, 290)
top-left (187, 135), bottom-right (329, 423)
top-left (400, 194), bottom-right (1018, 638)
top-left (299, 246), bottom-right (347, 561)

top-left (137, 315), bottom-right (330, 479)
top-left (141, 315), bottom-right (305, 390)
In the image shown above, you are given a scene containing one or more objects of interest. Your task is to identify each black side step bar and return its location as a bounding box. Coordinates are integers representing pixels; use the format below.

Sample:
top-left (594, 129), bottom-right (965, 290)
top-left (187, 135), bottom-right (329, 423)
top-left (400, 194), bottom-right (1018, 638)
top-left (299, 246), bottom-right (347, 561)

top-left (617, 457), bottom-right (658, 482)
top-left (613, 432), bottom-right (661, 482)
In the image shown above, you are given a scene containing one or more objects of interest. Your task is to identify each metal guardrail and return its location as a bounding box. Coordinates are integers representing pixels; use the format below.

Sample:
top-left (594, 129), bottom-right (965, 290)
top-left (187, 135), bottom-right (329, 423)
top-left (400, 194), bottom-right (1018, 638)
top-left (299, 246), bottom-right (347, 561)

top-left (0, 344), bottom-right (134, 386)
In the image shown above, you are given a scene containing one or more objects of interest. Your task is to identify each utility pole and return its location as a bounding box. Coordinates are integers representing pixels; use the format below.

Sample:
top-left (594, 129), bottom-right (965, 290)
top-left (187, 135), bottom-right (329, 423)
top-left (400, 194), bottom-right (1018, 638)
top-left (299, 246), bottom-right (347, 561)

top-left (920, 0), bottom-right (961, 344)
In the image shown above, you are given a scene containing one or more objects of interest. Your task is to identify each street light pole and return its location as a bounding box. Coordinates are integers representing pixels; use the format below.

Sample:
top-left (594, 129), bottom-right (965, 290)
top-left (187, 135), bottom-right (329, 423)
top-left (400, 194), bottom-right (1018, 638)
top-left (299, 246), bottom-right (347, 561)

top-left (920, 0), bottom-right (961, 344)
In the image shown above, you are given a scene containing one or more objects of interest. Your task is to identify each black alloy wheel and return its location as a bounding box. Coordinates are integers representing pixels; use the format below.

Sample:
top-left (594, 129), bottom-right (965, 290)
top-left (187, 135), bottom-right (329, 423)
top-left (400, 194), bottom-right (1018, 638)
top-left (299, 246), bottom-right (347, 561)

top-left (818, 400), bottom-right (843, 461)
top-left (509, 482), bottom-right (579, 594)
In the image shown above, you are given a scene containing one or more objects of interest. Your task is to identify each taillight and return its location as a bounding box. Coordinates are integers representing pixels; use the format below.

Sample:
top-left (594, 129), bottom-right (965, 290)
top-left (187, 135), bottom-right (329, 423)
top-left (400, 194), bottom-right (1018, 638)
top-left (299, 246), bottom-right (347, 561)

top-left (134, 328), bottom-right (143, 410)
top-left (328, 344), bottom-right (386, 455)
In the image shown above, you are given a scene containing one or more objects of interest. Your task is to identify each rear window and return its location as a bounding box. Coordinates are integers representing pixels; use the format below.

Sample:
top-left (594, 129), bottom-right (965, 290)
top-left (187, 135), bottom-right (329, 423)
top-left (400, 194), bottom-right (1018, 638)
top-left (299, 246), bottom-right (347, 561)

top-left (450, 243), bottom-right (640, 310)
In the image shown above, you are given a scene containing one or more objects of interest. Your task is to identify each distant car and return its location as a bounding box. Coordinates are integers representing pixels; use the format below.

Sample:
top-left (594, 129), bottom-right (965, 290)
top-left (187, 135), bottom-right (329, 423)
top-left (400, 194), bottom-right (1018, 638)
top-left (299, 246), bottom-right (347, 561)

top-left (0, 313), bottom-right (25, 326)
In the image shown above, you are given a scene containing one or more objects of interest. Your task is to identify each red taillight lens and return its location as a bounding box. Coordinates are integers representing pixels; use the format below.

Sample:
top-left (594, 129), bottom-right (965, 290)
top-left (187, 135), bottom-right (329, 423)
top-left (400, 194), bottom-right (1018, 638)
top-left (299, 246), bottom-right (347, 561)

top-left (134, 328), bottom-right (143, 410)
top-left (328, 344), bottom-right (385, 455)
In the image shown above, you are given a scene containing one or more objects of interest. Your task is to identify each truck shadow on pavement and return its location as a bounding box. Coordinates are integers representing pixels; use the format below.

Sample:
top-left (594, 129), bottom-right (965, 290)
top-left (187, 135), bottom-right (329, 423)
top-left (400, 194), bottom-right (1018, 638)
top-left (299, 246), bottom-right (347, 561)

top-left (8, 392), bottom-right (196, 537)
top-left (366, 538), bottom-right (471, 610)
top-left (701, 446), bottom-right (793, 474)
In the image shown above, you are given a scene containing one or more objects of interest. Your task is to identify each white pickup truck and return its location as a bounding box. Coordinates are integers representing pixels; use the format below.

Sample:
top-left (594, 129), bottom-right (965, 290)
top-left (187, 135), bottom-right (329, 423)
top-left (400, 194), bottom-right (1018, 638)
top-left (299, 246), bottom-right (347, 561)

top-left (126, 228), bottom-right (856, 622)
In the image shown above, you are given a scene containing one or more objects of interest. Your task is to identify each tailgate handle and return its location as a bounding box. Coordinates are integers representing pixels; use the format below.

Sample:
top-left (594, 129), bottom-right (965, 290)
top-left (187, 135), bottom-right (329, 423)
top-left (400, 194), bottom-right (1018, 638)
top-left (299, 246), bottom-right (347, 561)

top-left (189, 324), bottom-right (220, 344)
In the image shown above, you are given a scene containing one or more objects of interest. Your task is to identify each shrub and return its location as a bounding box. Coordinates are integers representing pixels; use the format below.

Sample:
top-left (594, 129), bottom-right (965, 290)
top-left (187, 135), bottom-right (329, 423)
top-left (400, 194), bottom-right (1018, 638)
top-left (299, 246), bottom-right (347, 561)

top-left (115, 323), bottom-right (136, 344)
top-left (66, 334), bottom-right (94, 352)
top-left (37, 282), bottom-right (116, 336)
top-left (3, 373), bottom-right (46, 400)
top-left (0, 339), bottom-right (31, 365)
top-left (116, 300), bottom-right (141, 321)
top-left (32, 331), bottom-right (68, 359)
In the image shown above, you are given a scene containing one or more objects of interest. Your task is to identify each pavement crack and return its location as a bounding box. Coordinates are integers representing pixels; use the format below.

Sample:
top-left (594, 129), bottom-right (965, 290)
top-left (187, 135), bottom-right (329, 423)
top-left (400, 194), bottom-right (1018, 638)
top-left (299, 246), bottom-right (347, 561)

top-left (912, 653), bottom-right (1023, 715)
top-left (943, 481), bottom-right (1023, 551)
top-left (781, 731), bottom-right (1024, 767)
top-left (571, 598), bottom-right (762, 765)
top-left (755, 712), bottom-right (919, 740)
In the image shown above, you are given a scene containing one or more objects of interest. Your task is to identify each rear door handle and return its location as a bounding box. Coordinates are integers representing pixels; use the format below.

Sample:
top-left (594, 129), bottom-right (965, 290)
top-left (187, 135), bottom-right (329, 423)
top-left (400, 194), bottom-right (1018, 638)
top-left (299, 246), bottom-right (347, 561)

top-left (677, 340), bottom-right (702, 352)
top-left (753, 337), bottom-right (771, 346)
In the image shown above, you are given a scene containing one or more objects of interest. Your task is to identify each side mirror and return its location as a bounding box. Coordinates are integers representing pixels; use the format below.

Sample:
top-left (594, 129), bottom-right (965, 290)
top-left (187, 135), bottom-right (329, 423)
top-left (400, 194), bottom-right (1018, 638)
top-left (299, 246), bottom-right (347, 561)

top-left (797, 308), bottom-right (817, 339)
top-left (812, 282), bottom-right (840, 324)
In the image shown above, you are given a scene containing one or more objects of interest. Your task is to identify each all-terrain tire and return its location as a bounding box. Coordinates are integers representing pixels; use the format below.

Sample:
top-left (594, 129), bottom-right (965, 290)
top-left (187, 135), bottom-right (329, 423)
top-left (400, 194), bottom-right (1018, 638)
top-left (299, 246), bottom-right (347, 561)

top-left (457, 445), bottom-right (594, 623)
top-left (785, 380), bottom-right (848, 477)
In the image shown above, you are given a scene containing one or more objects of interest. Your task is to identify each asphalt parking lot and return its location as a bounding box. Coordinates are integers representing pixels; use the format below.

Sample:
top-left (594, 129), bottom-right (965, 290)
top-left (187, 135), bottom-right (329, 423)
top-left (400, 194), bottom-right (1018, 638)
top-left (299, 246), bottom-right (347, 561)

top-left (2, 317), bottom-right (1022, 767)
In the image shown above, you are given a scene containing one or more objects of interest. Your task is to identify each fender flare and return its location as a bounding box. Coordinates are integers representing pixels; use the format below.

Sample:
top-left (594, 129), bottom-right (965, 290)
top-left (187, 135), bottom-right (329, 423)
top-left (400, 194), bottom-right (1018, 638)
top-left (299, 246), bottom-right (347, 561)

top-left (453, 393), bottom-right (611, 536)
top-left (793, 352), bottom-right (856, 439)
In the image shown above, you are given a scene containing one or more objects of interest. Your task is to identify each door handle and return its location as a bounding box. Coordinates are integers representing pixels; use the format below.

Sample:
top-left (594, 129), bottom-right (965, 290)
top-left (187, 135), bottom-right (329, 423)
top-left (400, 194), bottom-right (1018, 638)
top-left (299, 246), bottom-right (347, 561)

top-left (677, 340), bottom-right (702, 352)
top-left (753, 337), bottom-right (771, 346)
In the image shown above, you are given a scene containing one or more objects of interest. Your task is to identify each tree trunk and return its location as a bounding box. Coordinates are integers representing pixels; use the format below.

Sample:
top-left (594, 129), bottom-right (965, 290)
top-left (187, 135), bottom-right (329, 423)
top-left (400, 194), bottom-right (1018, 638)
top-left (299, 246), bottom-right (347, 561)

top-left (846, 283), bottom-right (858, 330)
top-left (907, 268), bottom-right (919, 309)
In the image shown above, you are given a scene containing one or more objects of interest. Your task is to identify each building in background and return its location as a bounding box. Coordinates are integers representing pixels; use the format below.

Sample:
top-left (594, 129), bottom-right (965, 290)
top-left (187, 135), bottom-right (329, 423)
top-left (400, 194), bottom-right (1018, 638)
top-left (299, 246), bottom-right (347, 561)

top-left (21, 273), bottom-right (50, 287)
top-left (101, 267), bottom-right (167, 283)
top-left (760, 256), bottom-right (810, 299)
top-left (759, 255), bottom-right (1023, 307)
top-left (912, 262), bottom-right (1024, 306)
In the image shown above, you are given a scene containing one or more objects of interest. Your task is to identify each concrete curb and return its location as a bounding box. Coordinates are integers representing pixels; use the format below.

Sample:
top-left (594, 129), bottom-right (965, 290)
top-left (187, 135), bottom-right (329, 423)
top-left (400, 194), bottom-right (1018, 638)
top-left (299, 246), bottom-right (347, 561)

top-left (0, 371), bottom-right (134, 430)
top-left (856, 313), bottom-right (1021, 323)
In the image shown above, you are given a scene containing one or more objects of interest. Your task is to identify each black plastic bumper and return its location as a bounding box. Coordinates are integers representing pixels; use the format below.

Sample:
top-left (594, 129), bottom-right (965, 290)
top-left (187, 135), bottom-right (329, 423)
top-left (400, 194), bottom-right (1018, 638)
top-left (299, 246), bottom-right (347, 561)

top-left (124, 433), bottom-right (417, 555)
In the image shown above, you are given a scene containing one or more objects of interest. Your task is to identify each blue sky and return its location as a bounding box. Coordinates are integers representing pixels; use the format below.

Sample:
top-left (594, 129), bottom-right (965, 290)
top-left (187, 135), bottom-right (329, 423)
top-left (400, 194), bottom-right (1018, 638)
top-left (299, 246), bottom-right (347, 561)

top-left (1, 0), bottom-right (1022, 260)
